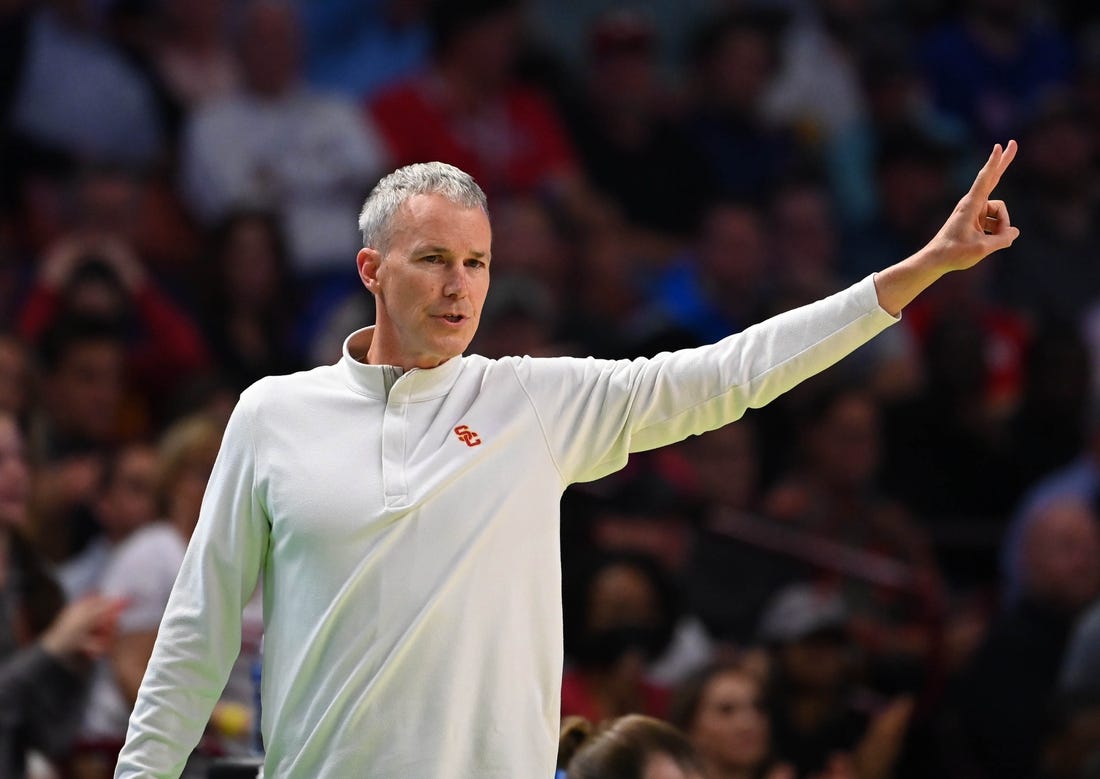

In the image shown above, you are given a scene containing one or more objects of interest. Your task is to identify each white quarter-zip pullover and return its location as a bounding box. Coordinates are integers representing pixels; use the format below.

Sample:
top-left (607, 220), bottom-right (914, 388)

top-left (116, 275), bottom-right (897, 778)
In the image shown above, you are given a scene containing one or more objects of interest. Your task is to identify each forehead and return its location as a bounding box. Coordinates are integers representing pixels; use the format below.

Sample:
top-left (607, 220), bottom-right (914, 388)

top-left (388, 193), bottom-right (491, 252)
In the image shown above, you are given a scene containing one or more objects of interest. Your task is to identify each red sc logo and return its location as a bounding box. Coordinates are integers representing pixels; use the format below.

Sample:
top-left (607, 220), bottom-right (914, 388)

top-left (453, 425), bottom-right (482, 447)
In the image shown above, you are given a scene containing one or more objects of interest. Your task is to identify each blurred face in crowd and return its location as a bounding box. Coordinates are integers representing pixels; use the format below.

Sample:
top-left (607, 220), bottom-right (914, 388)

top-left (705, 27), bottom-right (774, 112)
top-left (810, 392), bottom-right (881, 490)
top-left (684, 422), bottom-right (758, 508)
top-left (689, 670), bottom-right (770, 773)
top-left (778, 631), bottom-right (850, 694)
top-left (444, 8), bottom-right (523, 90)
top-left (698, 204), bottom-right (766, 293)
top-left (490, 197), bottom-right (566, 294)
top-left (96, 444), bottom-right (158, 540)
top-left (772, 185), bottom-right (836, 281)
top-left (76, 171), bottom-right (142, 242)
top-left (588, 563), bottom-right (662, 632)
top-left (1027, 112), bottom-right (1094, 197)
top-left (223, 217), bottom-right (283, 310)
top-left (359, 193), bottom-right (491, 369)
top-left (1022, 498), bottom-right (1100, 612)
top-left (239, 1), bottom-right (301, 96)
top-left (0, 414), bottom-right (30, 530)
top-left (47, 338), bottom-right (125, 443)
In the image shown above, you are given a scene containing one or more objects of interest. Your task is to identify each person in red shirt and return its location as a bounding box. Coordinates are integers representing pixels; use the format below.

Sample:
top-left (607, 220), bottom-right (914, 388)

top-left (369, 0), bottom-right (579, 199)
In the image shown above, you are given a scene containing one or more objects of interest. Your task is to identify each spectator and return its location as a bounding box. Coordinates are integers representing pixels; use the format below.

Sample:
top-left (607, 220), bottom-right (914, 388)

top-left (297, 0), bottom-right (430, 101)
top-left (680, 420), bottom-right (802, 646)
top-left (845, 129), bottom-right (958, 280)
top-left (670, 661), bottom-right (793, 779)
top-left (18, 237), bottom-right (210, 418)
top-left (26, 317), bottom-right (126, 563)
top-left (561, 9), bottom-right (714, 245)
top-left (369, 0), bottom-right (580, 200)
top-left (644, 201), bottom-right (771, 345)
top-left (881, 304), bottom-right (1018, 535)
top-left (0, 410), bottom-right (123, 779)
top-left (562, 553), bottom-right (677, 723)
top-left (684, 9), bottom-right (796, 203)
top-left (758, 584), bottom-right (914, 779)
top-left (56, 442), bottom-right (158, 601)
top-left (152, 0), bottom-right (239, 109)
top-left (762, 386), bottom-right (946, 681)
top-left (198, 210), bottom-right (302, 390)
top-left (1008, 323), bottom-right (1093, 492)
top-left (991, 98), bottom-right (1100, 324)
top-left (918, 0), bottom-right (1073, 143)
top-left (1002, 401), bottom-right (1100, 605)
top-left (558, 714), bottom-right (704, 779)
top-left (766, 179), bottom-right (844, 314)
top-left (181, 0), bottom-right (387, 279)
top-left (5, 0), bottom-right (165, 167)
top-left (953, 495), bottom-right (1100, 779)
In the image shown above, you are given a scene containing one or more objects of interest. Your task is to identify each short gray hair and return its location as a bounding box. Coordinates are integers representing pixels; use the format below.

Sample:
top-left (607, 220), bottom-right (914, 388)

top-left (358, 162), bottom-right (488, 251)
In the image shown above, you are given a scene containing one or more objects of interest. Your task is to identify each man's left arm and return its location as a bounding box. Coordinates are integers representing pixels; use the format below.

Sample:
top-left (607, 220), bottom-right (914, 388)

top-left (513, 142), bottom-right (1019, 485)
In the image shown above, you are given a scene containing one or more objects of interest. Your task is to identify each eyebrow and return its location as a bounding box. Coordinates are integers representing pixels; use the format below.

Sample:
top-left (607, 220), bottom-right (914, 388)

top-left (417, 245), bottom-right (488, 259)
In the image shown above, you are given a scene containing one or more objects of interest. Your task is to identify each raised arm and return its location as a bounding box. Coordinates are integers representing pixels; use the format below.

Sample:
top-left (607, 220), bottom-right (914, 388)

top-left (873, 141), bottom-right (1020, 316)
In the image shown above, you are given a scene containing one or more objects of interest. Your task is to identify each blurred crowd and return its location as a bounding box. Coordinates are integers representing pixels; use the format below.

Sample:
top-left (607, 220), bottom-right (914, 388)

top-left (2, 0), bottom-right (1100, 777)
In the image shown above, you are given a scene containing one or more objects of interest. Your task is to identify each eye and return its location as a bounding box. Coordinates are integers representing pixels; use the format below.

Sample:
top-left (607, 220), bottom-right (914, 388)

top-left (465, 258), bottom-right (487, 269)
top-left (422, 254), bottom-right (444, 264)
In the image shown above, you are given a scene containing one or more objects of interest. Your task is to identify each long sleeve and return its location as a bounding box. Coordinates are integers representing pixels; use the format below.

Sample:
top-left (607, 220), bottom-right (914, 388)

top-left (114, 391), bottom-right (270, 779)
top-left (513, 275), bottom-right (898, 485)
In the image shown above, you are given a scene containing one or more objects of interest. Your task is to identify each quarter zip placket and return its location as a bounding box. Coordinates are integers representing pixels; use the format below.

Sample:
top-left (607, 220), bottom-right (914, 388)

top-left (381, 366), bottom-right (410, 507)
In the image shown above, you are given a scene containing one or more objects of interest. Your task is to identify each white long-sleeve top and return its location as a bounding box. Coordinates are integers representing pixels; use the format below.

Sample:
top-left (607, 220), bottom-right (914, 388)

top-left (115, 276), bottom-right (898, 779)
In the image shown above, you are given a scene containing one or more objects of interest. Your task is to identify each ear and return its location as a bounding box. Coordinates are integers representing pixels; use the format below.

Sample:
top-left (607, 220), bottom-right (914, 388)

top-left (357, 248), bottom-right (382, 295)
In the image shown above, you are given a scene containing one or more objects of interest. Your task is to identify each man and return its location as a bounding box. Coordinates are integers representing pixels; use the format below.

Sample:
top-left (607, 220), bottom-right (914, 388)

top-left (116, 144), bottom-right (1020, 778)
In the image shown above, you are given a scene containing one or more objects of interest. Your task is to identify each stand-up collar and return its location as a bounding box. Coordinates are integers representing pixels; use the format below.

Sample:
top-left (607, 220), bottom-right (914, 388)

top-left (340, 326), bottom-right (465, 401)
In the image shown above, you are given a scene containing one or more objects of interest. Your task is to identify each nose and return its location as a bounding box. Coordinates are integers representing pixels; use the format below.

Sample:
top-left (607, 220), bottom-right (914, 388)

top-left (442, 266), bottom-right (469, 298)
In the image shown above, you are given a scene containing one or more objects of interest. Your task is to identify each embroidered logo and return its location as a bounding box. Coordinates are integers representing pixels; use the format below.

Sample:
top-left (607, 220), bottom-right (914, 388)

top-left (453, 425), bottom-right (482, 447)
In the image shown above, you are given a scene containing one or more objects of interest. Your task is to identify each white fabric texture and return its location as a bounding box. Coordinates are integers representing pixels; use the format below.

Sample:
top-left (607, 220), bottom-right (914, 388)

top-left (115, 275), bottom-right (897, 778)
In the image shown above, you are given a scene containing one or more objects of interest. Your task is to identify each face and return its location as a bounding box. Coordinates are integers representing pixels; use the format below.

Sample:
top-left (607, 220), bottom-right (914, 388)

top-left (588, 564), bottom-right (661, 631)
top-left (779, 634), bottom-right (849, 692)
top-left (811, 393), bottom-right (880, 489)
top-left (685, 423), bottom-right (757, 507)
top-left (239, 2), bottom-right (300, 96)
top-left (0, 416), bottom-right (30, 530)
top-left (359, 194), bottom-right (492, 369)
top-left (224, 218), bottom-right (281, 307)
top-left (48, 340), bottom-right (125, 442)
top-left (97, 445), bottom-right (159, 538)
top-left (1023, 500), bottom-right (1100, 611)
top-left (690, 671), bottom-right (770, 771)
top-left (699, 205), bottom-right (766, 292)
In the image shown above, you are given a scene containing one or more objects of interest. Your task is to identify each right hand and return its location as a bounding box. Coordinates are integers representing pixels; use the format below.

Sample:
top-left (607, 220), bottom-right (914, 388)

top-left (40, 595), bottom-right (127, 662)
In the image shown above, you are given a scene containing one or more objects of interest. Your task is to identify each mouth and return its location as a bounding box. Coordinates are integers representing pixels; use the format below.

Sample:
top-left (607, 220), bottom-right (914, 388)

top-left (434, 314), bottom-right (468, 325)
